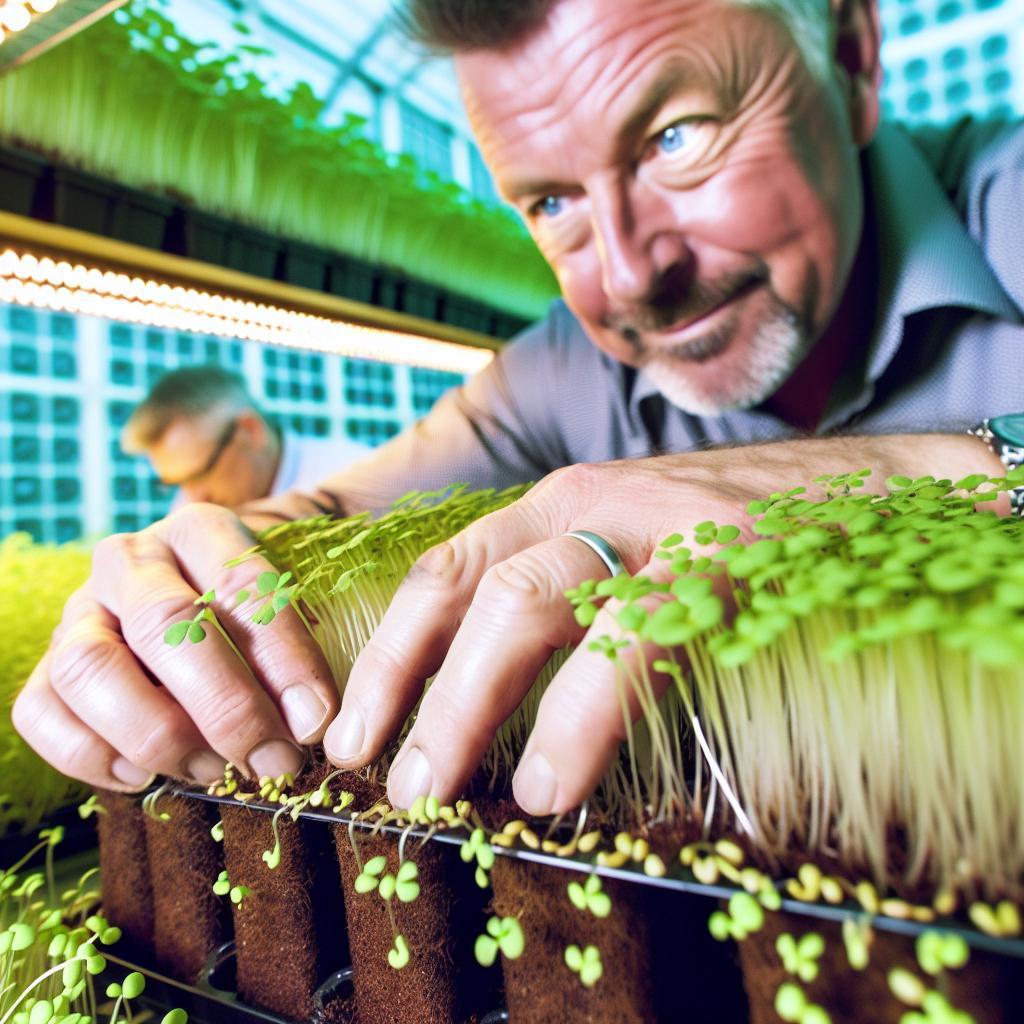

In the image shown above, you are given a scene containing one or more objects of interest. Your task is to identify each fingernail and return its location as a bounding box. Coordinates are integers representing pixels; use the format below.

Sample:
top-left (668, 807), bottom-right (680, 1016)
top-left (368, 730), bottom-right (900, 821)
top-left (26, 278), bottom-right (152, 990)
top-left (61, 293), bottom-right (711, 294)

top-left (388, 747), bottom-right (432, 810)
top-left (514, 752), bottom-right (558, 815)
top-left (111, 757), bottom-right (155, 790)
top-left (281, 685), bottom-right (328, 742)
top-left (325, 708), bottom-right (364, 762)
top-left (184, 751), bottom-right (228, 785)
top-left (247, 739), bottom-right (304, 780)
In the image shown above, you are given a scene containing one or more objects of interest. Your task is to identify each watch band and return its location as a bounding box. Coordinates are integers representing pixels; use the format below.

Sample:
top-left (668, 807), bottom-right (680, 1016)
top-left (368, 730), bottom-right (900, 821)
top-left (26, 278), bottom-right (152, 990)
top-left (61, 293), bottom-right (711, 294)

top-left (968, 416), bottom-right (1024, 516)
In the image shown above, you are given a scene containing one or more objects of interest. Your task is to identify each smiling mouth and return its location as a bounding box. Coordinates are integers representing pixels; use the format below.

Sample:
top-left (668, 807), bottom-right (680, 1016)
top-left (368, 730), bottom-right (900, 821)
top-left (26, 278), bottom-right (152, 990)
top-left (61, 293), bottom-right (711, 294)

top-left (654, 277), bottom-right (762, 340)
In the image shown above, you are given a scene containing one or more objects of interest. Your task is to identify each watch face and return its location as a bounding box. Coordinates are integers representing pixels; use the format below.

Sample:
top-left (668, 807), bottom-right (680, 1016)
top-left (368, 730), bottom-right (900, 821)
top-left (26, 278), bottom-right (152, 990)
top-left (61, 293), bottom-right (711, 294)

top-left (990, 413), bottom-right (1024, 448)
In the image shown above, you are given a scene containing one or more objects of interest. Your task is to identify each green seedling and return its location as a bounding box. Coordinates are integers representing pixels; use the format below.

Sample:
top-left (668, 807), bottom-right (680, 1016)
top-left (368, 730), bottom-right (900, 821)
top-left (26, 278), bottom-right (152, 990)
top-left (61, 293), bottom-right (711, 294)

top-left (841, 919), bottom-right (872, 971)
top-left (708, 892), bottom-right (765, 941)
top-left (164, 589), bottom-right (217, 646)
top-left (212, 871), bottom-right (250, 907)
top-left (387, 934), bottom-right (410, 970)
top-left (775, 982), bottom-right (831, 1024)
top-left (889, 969), bottom-right (977, 1024)
top-left (567, 874), bottom-right (611, 918)
top-left (474, 916), bottom-right (524, 967)
top-left (777, 932), bottom-right (825, 983)
top-left (76, 796), bottom-right (105, 821)
top-left (564, 944), bottom-right (603, 989)
top-left (460, 828), bottom-right (495, 889)
top-left (915, 932), bottom-right (969, 976)
top-left (355, 858), bottom-right (419, 904)
top-left (249, 571), bottom-right (296, 626)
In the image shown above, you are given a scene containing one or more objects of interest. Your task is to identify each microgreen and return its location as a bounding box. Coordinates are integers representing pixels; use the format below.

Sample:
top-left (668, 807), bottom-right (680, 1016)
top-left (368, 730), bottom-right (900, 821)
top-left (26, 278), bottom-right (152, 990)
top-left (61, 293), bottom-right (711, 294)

top-left (567, 874), bottom-right (611, 919)
top-left (387, 934), bottom-right (410, 970)
top-left (75, 796), bottom-right (105, 821)
top-left (841, 919), bottom-right (872, 971)
top-left (460, 828), bottom-right (496, 889)
top-left (474, 916), bottom-right (524, 967)
top-left (774, 982), bottom-right (831, 1024)
top-left (164, 590), bottom-right (217, 646)
top-left (249, 571), bottom-right (296, 626)
top-left (564, 944), bottom-right (603, 988)
top-left (915, 932), bottom-right (969, 976)
top-left (708, 892), bottom-right (765, 942)
top-left (777, 932), bottom-right (824, 983)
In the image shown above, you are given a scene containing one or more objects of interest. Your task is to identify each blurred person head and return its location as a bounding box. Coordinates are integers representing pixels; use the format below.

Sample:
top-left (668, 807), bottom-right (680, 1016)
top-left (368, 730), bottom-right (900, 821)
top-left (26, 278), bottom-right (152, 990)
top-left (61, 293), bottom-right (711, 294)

top-left (121, 365), bottom-right (282, 507)
top-left (405, 0), bottom-right (881, 417)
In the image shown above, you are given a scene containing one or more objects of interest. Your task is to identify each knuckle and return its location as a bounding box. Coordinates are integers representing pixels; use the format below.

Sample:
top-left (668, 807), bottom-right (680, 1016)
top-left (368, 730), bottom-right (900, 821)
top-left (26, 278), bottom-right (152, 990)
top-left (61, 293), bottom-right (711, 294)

top-left (50, 633), bottom-right (122, 703)
top-left (55, 731), bottom-right (106, 785)
top-left (121, 593), bottom-right (195, 647)
top-left (92, 531), bottom-right (132, 568)
top-left (407, 540), bottom-right (461, 587)
top-left (478, 558), bottom-right (549, 614)
top-left (124, 718), bottom-right (188, 773)
top-left (196, 687), bottom-right (267, 754)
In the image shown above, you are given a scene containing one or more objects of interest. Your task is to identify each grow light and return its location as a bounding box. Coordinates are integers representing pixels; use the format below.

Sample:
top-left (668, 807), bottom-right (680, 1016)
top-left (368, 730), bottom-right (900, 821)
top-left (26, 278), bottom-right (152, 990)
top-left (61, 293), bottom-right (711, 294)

top-left (0, 248), bottom-right (496, 374)
top-left (0, 0), bottom-right (127, 70)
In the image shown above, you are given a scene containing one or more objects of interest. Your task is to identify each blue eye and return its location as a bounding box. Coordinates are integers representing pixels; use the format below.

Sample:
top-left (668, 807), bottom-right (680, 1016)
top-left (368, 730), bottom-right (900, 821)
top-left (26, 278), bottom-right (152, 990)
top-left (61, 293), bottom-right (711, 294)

top-left (534, 195), bottom-right (565, 219)
top-left (657, 122), bottom-right (695, 154)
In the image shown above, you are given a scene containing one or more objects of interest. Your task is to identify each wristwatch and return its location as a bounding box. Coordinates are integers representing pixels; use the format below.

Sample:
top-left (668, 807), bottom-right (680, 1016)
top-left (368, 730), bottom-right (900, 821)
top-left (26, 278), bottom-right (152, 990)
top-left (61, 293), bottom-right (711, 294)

top-left (968, 414), bottom-right (1024, 516)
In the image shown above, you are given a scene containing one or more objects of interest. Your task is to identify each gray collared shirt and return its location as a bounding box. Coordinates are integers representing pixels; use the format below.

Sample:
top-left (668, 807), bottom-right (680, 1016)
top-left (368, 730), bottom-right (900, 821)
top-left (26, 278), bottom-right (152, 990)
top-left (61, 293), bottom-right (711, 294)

top-left (315, 118), bottom-right (1024, 514)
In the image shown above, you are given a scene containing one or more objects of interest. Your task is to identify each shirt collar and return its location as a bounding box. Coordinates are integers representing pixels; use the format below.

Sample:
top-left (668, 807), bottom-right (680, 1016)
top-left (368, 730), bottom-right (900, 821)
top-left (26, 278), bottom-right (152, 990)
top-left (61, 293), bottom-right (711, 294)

top-left (628, 121), bottom-right (1022, 422)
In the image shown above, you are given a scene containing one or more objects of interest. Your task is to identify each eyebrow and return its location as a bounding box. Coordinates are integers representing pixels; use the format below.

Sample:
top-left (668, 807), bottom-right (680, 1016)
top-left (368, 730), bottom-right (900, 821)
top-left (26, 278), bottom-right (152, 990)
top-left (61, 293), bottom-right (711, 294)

top-left (502, 61), bottom-right (699, 203)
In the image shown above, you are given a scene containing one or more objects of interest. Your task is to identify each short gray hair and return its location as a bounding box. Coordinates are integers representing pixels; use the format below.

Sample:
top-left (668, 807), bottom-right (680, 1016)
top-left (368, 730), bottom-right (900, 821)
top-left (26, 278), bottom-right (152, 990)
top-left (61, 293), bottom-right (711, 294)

top-left (399, 0), bottom-right (833, 79)
top-left (122, 365), bottom-right (256, 451)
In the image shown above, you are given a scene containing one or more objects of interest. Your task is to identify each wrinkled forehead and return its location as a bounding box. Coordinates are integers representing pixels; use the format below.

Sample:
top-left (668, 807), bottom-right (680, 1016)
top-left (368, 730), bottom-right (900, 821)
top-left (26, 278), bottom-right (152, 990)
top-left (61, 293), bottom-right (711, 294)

top-left (456, 0), bottom-right (793, 173)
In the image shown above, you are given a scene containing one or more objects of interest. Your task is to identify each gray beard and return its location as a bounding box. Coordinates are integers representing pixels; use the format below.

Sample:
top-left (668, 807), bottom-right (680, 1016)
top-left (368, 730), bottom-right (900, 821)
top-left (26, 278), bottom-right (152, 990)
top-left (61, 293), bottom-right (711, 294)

top-left (638, 301), bottom-right (809, 416)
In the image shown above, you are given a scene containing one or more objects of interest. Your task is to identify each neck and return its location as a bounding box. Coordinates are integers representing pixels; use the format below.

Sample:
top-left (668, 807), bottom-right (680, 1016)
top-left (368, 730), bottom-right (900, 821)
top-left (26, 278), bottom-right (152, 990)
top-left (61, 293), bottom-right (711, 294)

top-left (763, 225), bottom-right (877, 434)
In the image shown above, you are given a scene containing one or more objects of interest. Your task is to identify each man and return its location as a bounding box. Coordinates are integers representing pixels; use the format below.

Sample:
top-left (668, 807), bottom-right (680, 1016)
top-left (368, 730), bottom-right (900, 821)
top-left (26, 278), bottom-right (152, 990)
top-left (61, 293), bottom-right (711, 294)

top-left (121, 366), bottom-right (372, 509)
top-left (14, 0), bottom-right (1022, 814)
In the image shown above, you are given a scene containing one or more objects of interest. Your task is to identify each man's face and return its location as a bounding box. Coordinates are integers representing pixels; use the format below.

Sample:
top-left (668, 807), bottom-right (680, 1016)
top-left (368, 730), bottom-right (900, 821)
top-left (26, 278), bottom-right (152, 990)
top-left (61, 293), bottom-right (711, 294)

top-left (146, 410), bottom-right (270, 507)
top-left (459, 0), bottom-right (873, 415)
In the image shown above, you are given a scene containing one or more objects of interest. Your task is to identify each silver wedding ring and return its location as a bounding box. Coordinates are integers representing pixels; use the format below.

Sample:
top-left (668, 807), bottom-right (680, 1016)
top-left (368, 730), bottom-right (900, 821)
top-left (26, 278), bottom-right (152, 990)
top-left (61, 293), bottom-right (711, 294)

top-left (563, 530), bottom-right (627, 578)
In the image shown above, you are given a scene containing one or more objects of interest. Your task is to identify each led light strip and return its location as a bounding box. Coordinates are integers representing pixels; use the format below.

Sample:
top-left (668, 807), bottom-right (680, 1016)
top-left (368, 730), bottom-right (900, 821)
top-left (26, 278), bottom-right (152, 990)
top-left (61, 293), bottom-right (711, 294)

top-left (0, 0), bottom-right (60, 42)
top-left (0, 249), bottom-right (496, 374)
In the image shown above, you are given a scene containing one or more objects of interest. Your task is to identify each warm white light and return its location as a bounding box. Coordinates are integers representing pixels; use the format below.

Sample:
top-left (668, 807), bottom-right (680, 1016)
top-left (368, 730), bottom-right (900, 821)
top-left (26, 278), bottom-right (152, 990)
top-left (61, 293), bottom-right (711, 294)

top-left (29, 0), bottom-right (58, 12)
top-left (0, 247), bottom-right (496, 374)
top-left (1, 3), bottom-right (32, 32)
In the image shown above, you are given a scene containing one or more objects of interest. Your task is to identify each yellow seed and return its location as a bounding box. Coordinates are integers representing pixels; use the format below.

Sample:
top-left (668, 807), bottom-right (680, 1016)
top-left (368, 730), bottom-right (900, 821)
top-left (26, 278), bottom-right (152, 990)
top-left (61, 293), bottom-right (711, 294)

top-left (541, 839), bottom-right (559, 853)
top-left (820, 878), bottom-right (844, 905)
top-left (614, 832), bottom-right (633, 856)
top-left (490, 834), bottom-right (514, 849)
top-left (880, 899), bottom-right (912, 920)
top-left (643, 854), bottom-right (666, 878)
top-left (996, 901), bottom-right (1021, 936)
top-left (714, 839), bottom-right (745, 867)
top-left (455, 800), bottom-right (473, 818)
top-left (503, 820), bottom-right (528, 837)
top-left (520, 829), bottom-right (540, 850)
top-left (556, 842), bottom-right (578, 858)
top-left (439, 806), bottom-right (455, 822)
top-left (597, 850), bottom-right (629, 869)
top-left (715, 857), bottom-right (741, 883)
top-left (968, 903), bottom-right (1001, 936)
top-left (740, 868), bottom-right (763, 894)
top-left (631, 838), bottom-right (649, 862)
top-left (932, 889), bottom-right (956, 916)
top-left (692, 857), bottom-right (720, 885)
top-left (577, 831), bottom-right (601, 854)
top-left (855, 882), bottom-right (879, 915)
top-left (785, 880), bottom-right (813, 901)
top-left (679, 844), bottom-right (698, 867)
top-left (797, 863), bottom-right (822, 899)
top-left (910, 906), bottom-right (936, 924)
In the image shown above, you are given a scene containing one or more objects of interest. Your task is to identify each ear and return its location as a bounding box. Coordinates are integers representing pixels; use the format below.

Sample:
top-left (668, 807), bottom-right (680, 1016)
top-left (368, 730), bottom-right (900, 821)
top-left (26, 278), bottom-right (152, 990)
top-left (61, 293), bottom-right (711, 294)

top-left (237, 410), bottom-right (265, 447)
top-left (831, 0), bottom-right (882, 148)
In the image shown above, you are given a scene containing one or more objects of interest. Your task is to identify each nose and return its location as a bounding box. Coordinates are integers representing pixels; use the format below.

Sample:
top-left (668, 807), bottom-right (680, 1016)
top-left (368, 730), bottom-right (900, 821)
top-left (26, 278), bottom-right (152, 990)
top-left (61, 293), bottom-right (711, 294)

top-left (589, 178), bottom-right (692, 306)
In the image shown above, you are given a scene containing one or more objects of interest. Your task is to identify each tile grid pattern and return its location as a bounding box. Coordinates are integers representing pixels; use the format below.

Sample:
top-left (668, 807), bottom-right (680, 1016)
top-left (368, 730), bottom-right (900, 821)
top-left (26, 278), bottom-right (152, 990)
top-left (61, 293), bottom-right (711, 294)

top-left (0, 303), bottom-right (465, 542)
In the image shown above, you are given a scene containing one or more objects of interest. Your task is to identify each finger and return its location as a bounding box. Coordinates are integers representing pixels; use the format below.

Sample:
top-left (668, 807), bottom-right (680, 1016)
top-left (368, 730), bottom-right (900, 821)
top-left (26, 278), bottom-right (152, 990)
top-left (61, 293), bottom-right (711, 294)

top-left (160, 505), bottom-right (339, 744)
top-left (13, 653), bottom-right (154, 791)
top-left (383, 535), bottom-right (605, 807)
top-left (47, 595), bottom-right (226, 784)
top-left (325, 484), bottom-right (603, 769)
top-left (512, 576), bottom-right (676, 816)
top-left (88, 521), bottom-right (300, 778)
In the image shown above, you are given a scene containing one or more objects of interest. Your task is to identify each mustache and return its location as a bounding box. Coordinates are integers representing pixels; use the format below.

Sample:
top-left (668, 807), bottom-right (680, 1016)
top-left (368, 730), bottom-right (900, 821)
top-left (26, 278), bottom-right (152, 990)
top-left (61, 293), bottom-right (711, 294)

top-left (603, 267), bottom-right (768, 343)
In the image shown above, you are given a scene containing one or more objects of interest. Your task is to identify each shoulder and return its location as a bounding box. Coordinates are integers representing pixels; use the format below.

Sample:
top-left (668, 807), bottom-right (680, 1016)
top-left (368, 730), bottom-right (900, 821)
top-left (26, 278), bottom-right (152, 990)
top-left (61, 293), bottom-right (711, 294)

top-left (903, 116), bottom-right (1024, 305)
top-left (493, 299), bottom-right (618, 380)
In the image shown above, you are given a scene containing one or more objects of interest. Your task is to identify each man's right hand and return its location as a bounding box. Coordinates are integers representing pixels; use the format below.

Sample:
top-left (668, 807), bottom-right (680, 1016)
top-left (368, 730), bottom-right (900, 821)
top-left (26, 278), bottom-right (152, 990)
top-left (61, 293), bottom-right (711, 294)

top-left (13, 503), bottom-right (339, 792)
